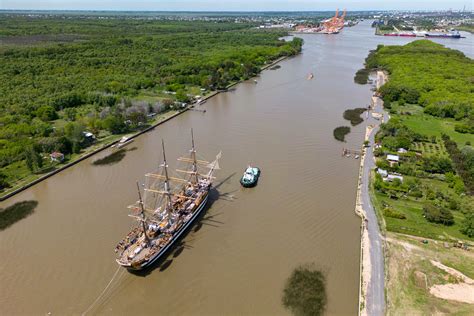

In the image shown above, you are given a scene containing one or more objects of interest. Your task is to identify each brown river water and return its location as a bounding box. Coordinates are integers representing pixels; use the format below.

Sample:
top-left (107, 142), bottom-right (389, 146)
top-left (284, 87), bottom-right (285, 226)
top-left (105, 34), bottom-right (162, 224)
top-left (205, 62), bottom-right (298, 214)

top-left (1, 21), bottom-right (472, 315)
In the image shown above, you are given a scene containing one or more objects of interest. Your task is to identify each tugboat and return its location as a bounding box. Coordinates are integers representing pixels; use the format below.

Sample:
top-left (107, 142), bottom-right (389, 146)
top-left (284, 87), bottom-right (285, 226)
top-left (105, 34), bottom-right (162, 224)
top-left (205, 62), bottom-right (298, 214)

top-left (240, 166), bottom-right (261, 188)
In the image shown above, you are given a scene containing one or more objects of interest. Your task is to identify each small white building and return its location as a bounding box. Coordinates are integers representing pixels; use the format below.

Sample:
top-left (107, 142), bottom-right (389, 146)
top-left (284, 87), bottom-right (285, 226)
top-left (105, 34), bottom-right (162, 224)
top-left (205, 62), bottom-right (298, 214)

top-left (386, 174), bottom-right (404, 182)
top-left (377, 168), bottom-right (388, 177)
top-left (386, 154), bottom-right (400, 167)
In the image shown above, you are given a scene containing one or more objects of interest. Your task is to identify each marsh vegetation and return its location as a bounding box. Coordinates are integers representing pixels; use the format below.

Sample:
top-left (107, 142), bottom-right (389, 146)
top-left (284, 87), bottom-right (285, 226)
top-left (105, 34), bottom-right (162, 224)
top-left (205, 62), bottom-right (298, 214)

top-left (343, 108), bottom-right (366, 126)
top-left (282, 264), bottom-right (327, 316)
top-left (333, 126), bottom-right (351, 142)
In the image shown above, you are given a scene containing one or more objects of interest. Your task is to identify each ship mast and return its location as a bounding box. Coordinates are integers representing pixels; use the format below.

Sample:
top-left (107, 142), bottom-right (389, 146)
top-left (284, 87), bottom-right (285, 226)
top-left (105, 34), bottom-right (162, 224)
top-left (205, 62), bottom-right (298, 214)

top-left (136, 182), bottom-right (150, 243)
top-left (190, 129), bottom-right (199, 184)
top-left (161, 140), bottom-right (173, 210)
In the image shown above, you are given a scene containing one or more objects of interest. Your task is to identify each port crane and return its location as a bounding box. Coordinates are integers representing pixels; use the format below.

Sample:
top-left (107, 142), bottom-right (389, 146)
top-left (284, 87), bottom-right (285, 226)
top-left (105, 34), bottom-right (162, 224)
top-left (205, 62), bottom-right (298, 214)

top-left (322, 8), bottom-right (346, 33)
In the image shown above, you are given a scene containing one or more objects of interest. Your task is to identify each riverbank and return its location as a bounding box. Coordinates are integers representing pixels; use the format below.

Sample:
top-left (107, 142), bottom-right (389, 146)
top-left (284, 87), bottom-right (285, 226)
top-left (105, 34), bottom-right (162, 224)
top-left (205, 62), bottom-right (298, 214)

top-left (0, 55), bottom-right (291, 202)
top-left (356, 70), bottom-right (388, 316)
top-left (0, 109), bottom-right (182, 201)
top-left (365, 43), bottom-right (474, 314)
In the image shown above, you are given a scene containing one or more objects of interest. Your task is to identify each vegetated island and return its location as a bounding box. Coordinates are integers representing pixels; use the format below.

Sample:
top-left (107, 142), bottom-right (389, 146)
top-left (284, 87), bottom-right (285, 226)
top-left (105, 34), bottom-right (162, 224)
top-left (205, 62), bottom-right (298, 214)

top-left (333, 126), bottom-right (351, 142)
top-left (343, 107), bottom-right (367, 126)
top-left (0, 15), bottom-right (303, 198)
top-left (362, 40), bottom-right (474, 314)
top-left (333, 108), bottom-right (366, 142)
top-left (282, 263), bottom-right (327, 316)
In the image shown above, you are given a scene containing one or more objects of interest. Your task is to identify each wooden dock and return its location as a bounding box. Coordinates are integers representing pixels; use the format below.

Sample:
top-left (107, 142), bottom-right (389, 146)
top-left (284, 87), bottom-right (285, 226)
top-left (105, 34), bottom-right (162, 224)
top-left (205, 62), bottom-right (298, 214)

top-left (342, 148), bottom-right (362, 158)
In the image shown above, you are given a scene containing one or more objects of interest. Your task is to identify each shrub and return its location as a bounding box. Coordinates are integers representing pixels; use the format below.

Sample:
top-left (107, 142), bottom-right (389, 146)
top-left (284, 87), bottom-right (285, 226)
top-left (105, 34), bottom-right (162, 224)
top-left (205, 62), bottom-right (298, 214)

top-left (423, 204), bottom-right (454, 226)
top-left (383, 207), bottom-right (406, 219)
top-left (282, 264), bottom-right (327, 316)
top-left (102, 115), bottom-right (127, 134)
top-left (0, 171), bottom-right (10, 191)
top-left (461, 212), bottom-right (474, 238)
top-left (36, 105), bottom-right (58, 121)
top-left (455, 123), bottom-right (474, 134)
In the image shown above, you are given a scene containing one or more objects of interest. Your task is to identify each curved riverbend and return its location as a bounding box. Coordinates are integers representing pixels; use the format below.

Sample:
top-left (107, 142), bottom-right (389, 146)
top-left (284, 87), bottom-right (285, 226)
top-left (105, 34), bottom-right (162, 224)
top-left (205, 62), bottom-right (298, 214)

top-left (0, 21), bottom-right (472, 315)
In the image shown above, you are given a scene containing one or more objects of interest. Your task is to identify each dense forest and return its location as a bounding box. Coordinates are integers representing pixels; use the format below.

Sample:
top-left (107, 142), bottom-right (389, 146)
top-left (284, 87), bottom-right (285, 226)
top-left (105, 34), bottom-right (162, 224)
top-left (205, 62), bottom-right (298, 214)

top-left (367, 41), bottom-right (473, 123)
top-left (368, 41), bottom-right (474, 239)
top-left (0, 16), bottom-right (303, 191)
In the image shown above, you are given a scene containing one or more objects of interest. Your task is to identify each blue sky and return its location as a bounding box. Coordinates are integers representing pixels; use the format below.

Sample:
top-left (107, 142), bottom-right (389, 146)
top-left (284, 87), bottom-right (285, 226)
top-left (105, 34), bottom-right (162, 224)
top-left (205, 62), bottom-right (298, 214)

top-left (2, 1), bottom-right (471, 11)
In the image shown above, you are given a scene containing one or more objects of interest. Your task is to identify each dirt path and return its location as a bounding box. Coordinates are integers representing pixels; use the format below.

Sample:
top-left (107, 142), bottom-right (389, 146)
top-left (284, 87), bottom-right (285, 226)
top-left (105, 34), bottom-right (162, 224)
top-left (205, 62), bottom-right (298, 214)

top-left (429, 260), bottom-right (474, 304)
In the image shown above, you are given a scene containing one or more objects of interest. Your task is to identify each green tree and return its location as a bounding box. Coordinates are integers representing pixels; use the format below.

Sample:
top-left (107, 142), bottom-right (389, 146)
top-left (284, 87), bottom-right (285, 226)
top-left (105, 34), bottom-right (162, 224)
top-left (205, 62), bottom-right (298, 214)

top-left (64, 122), bottom-right (85, 153)
top-left (460, 212), bottom-right (474, 238)
top-left (102, 115), bottom-right (126, 134)
top-left (175, 89), bottom-right (189, 103)
top-left (36, 105), bottom-right (58, 121)
top-left (24, 145), bottom-right (43, 172)
top-left (64, 108), bottom-right (77, 121)
top-left (423, 204), bottom-right (454, 226)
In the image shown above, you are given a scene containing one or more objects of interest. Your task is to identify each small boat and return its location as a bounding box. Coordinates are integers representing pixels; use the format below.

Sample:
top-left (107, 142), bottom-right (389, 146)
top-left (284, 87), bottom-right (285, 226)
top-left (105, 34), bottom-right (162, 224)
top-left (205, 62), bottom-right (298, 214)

top-left (253, 79), bottom-right (258, 84)
top-left (307, 73), bottom-right (314, 80)
top-left (116, 136), bottom-right (134, 149)
top-left (240, 166), bottom-right (261, 188)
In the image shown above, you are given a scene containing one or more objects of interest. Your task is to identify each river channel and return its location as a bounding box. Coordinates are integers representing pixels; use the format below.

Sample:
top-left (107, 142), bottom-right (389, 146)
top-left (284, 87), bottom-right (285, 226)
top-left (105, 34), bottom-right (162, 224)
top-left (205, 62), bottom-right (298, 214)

top-left (0, 21), bottom-right (472, 315)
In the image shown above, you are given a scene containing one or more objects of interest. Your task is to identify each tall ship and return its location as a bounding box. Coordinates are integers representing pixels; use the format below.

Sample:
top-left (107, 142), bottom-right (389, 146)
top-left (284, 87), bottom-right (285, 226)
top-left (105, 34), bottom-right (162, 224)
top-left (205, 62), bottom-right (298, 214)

top-left (115, 130), bottom-right (221, 270)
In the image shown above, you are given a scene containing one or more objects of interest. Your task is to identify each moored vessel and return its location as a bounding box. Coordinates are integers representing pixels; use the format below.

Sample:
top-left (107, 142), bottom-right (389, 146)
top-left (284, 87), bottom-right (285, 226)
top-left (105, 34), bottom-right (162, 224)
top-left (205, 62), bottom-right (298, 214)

top-left (115, 130), bottom-right (221, 270)
top-left (425, 30), bottom-right (461, 38)
top-left (114, 136), bottom-right (134, 149)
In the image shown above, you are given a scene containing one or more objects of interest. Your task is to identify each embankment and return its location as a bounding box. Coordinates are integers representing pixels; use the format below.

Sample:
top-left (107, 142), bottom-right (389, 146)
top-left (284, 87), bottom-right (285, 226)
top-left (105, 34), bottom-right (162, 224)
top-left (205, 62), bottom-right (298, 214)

top-left (356, 70), bottom-right (388, 316)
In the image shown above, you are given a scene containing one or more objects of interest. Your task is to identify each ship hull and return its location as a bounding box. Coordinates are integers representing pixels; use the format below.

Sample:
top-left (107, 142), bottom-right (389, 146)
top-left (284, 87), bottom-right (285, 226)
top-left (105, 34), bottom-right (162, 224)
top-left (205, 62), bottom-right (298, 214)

top-left (120, 192), bottom-right (209, 271)
top-left (425, 34), bottom-right (461, 38)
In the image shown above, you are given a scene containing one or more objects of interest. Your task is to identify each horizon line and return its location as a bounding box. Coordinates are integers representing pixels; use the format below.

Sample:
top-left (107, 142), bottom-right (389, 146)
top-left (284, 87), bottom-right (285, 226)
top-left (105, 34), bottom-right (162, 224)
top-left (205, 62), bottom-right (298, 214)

top-left (0, 9), bottom-right (467, 13)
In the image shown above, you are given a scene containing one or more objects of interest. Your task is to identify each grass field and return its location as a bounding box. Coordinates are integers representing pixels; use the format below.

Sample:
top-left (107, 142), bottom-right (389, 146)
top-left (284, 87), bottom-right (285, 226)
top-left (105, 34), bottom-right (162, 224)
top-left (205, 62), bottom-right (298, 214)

top-left (373, 191), bottom-right (469, 241)
top-left (390, 103), bottom-right (474, 146)
top-left (371, 173), bottom-right (473, 242)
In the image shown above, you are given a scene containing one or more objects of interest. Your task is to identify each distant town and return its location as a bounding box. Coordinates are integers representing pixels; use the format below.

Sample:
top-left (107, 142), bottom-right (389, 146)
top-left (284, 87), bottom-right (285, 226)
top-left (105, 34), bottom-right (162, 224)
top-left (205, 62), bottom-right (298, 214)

top-left (2, 9), bottom-right (473, 35)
